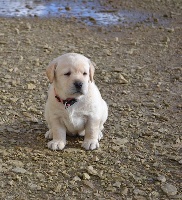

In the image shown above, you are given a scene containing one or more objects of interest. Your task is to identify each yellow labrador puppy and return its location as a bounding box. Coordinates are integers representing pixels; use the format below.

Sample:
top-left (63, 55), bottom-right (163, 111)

top-left (45, 53), bottom-right (108, 150)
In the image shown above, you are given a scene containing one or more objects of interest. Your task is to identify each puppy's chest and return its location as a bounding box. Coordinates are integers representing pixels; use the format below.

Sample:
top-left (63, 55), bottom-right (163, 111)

top-left (63, 109), bottom-right (86, 132)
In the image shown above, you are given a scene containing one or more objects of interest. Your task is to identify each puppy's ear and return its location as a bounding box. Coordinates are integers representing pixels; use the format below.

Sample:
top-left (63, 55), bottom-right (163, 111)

top-left (46, 60), bottom-right (57, 83)
top-left (89, 60), bottom-right (95, 82)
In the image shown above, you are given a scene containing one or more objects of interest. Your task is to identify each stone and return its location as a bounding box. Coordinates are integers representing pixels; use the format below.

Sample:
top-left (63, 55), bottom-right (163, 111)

top-left (8, 180), bottom-right (14, 186)
top-left (26, 23), bottom-right (31, 30)
top-left (83, 180), bottom-right (94, 189)
top-left (28, 183), bottom-right (41, 190)
top-left (87, 166), bottom-right (97, 175)
top-left (36, 173), bottom-right (45, 180)
top-left (27, 83), bottom-right (36, 90)
top-left (15, 28), bottom-right (20, 34)
top-left (73, 176), bottom-right (81, 182)
top-left (54, 184), bottom-right (62, 192)
top-left (118, 74), bottom-right (128, 84)
top-left (92, 156), bottom-right (99, 162)
top-left (7, 160), bottom-right (24, 167)
top-left (12, 167), bottom-right (26, 174)
top-left (5, 75), bottom-right (11, 79)
top-left (103, 49), bottom-right (112, 56)
top-left (113, 137), bottom-right (129, 146)
top-left (157, 175), bottom-right (166, 182)
top-left (126, 48), bottom-right (136, 55)
top-left (113, 181), bottom-right (121, 188)
top-left (121, 187), bottom-right (128, 195)
top-left (133, 188), bottom-right (146, 195)
top-left (83, 173), bottom-right (90, 180)
top-left (65, 6), bottom-right (71, 11)
top-left (162, 36), bottom-right (170, 43)
top-left (134, 196), bottom-right (147, 200)
top-left (161, 183), bottom-right (178, 196)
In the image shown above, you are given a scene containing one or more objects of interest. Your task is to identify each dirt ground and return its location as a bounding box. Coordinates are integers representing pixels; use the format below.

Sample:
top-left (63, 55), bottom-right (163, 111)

top-left (0, 0), bottom-right (182, 199)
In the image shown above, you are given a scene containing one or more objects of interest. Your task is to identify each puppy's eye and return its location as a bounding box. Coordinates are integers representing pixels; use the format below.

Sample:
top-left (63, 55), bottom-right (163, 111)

top-left (64, 72), bottom-right (71, 76)
top-left (83, 72), bottom-right (87, 75)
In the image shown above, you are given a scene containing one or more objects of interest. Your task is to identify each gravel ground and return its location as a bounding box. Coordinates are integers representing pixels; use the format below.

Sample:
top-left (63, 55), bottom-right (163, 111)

top-left (0, 1), bottom-right (182, 199)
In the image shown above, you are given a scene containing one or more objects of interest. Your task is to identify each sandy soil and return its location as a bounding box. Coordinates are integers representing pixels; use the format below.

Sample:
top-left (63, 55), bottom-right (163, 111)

top-left (0, 0), bottom-right (182, 199)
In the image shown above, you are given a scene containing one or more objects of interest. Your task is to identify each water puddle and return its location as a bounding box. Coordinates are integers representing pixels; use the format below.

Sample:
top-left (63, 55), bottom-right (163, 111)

top-left (0, 0), bottom-right (167, 26)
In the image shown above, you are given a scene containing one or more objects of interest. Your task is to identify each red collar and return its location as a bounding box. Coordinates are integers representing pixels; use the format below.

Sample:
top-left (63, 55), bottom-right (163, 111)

top-left (54, 89), bottom-right (77, 108)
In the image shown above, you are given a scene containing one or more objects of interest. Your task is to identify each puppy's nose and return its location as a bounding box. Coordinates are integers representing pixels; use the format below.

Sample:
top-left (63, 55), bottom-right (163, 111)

top-left (74, 81), bottom-right (83, 89)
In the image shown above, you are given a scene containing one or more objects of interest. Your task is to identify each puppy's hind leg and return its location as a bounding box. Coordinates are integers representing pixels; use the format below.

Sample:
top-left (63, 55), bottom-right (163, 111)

top-left (44, 102), bottom-right (53, 139)
top-left (98, 131), bottom-right (103, 141)
top-left (98, 100), bottom-right (108, 141)
top-left (45, 129), bottom-right (53, 139)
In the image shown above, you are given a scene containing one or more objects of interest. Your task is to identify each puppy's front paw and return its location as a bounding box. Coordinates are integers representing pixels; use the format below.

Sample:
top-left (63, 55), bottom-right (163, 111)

top-left (82, 139), bottom-right (99, 150)
top-left (48, 140), bottom-right (66, 150)
top-left (45, 130), bottom-right (53, 139)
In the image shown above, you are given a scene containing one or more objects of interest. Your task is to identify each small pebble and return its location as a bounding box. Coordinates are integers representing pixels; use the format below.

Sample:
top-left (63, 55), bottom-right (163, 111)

top-left (12, 167), bottom-right (26, 174)
top-left (157, 175), bottom-right (166, 182)
top-left (83, 173), bottom-right (90, 180)
top-left (161, 183), bottom-right (178, 196)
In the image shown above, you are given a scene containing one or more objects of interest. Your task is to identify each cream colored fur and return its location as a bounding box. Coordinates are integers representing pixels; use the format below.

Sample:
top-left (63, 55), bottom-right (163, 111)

top-left (45, 53), bottom-right (108, 150)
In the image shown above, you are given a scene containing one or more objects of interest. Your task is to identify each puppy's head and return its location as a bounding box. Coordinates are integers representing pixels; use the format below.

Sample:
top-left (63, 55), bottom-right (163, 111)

top-left (46, 53), bottom-right (95, 99)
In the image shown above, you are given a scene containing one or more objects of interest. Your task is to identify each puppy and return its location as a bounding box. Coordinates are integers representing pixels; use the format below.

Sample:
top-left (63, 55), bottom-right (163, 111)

top-left (45, 53), bottom-right (108, 150)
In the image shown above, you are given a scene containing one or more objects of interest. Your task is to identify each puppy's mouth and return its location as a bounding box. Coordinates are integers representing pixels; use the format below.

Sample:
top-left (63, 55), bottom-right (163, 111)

top-left (72, 90), bottom-right (84, 95)
top-left (69, 88), bottom-right (85, 97)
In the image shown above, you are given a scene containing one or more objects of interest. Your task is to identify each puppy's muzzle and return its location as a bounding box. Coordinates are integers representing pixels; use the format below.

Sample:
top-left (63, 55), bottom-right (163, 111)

top-left (74, 81), bottom-right (83, 91)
